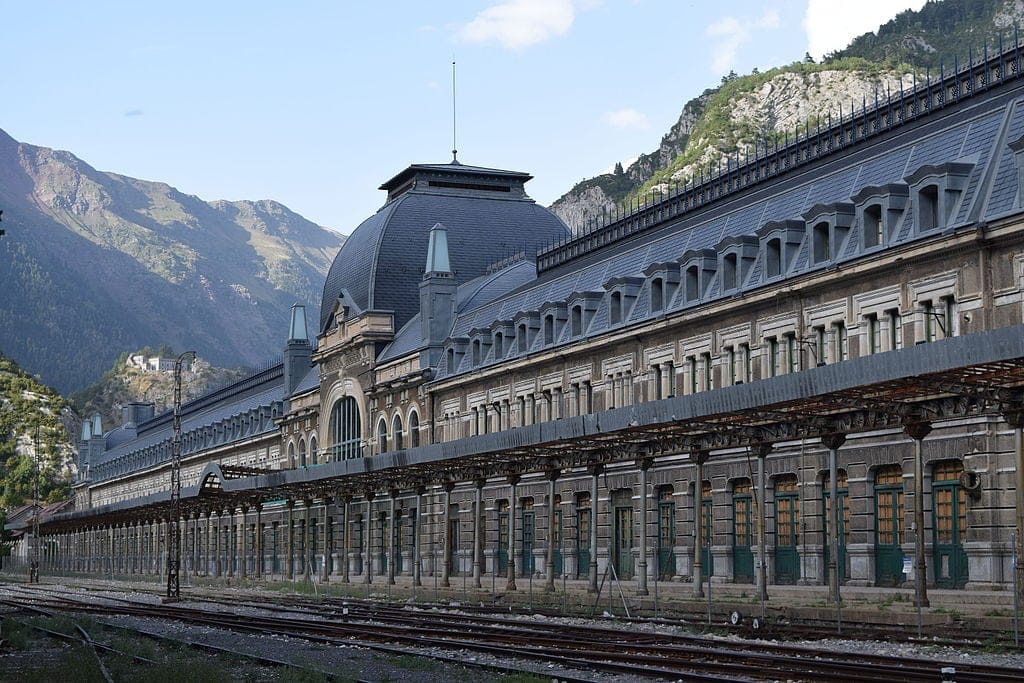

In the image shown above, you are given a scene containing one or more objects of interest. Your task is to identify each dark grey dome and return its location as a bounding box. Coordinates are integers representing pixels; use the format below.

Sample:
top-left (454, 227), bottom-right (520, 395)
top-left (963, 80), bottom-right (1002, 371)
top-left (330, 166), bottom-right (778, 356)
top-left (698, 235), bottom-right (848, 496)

top-left (319, 162), bottom-right (570, 333)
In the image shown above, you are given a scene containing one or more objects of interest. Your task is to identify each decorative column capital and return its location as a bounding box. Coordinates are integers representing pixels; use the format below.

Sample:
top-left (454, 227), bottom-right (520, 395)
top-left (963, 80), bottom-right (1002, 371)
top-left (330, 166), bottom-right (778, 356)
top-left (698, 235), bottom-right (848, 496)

top-left (903, 421), bottom-right (932, 441)
top-left (820, 433), bottom-right (846, 451)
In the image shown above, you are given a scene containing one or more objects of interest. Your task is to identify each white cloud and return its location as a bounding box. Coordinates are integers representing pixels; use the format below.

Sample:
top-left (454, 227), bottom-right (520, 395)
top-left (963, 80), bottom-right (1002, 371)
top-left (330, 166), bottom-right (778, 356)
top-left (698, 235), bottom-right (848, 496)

top-left (602, 108), bottom-right (649, 130)
top-left (803, 0), bottom-right (927, 61)
top-left (705, 9), bottom-right (781, 75)
top-left (457, 0), bottom-right (575, 50)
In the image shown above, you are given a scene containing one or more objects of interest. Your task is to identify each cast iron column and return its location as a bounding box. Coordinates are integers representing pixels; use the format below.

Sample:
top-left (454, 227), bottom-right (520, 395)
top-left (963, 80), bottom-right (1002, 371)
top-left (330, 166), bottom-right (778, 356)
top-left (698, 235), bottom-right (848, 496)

top-left (388, 491), bottom-right (397, 585)
top-left (286, 500), bottom-right (295, 580)
top-left (755, 443), bottom-right (771, 604)
top-left (637, 458), bottom-right (651, 596)
top-left (1005, 408), bottom-right (1024, 605)
top-left (588, 464), bottom-right (601, 593)
top-left (905, 421), bottom-right (932, 608)
top-left (414, 488), bottom-right (423, 587)
top-left (507, 475), bottom-right (519, 591)
top-left (441, 482), bottom-right (453, 587)
top-left (364, 492), bottom-right (374, 584)
top-left (692, 451), bottom-right (706, 598)
top-left (472, 479), bottom-right (483, 588)
top-left (821, 433), bottom-right (846, 604)
top-left (545, 469), bottom-right (559, 592)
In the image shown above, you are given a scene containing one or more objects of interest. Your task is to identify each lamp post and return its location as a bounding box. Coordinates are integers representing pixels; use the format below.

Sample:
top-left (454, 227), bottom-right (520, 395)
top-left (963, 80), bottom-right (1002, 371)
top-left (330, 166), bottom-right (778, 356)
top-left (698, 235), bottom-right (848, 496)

top-left (166, 351), bottom-right (195, 601)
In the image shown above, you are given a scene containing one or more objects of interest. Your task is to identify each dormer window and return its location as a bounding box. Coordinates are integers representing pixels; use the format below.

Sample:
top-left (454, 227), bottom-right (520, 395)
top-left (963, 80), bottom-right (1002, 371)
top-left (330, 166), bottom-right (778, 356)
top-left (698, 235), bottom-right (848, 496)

top-left (494, 331), bottom-right (505, 358)
top-left (852, 183), bottom-right (908, 250)
top-left (863, 204), bottom-right (883, 247)
top-left (517, 323), bottom-right (528, 352)
top-left (803, 203), bottom-right (853, 266)
top-left (904, 162), bottom-right (972, 235)
top-left (679, 249), bottom-right (716, 303)
top-left (472, 339), bottom-right (482, 365)
top-left (756, 219), bottom-right (803, 280)
top-left (544, 314), bottom-right (555, 344)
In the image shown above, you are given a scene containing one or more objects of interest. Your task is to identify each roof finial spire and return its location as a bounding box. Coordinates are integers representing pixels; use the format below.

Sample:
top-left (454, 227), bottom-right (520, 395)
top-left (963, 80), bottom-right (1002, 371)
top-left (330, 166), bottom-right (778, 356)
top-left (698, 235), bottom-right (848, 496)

top-left (451, 60), bottom-right (460, 164)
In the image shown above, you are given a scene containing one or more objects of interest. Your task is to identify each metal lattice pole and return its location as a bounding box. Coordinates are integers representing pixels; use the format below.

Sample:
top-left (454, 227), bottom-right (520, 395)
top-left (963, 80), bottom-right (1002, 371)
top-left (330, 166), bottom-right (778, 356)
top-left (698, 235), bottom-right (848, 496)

top-left (166, 351), bottom-right (195, 601)
top-left (31, 427), bottom-right (41, 583)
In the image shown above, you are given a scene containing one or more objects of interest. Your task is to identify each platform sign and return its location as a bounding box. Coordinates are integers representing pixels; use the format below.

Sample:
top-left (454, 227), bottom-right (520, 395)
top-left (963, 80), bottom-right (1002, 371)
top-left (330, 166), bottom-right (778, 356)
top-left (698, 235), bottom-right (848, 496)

top-left (902, 556), bottom-right (914, 576)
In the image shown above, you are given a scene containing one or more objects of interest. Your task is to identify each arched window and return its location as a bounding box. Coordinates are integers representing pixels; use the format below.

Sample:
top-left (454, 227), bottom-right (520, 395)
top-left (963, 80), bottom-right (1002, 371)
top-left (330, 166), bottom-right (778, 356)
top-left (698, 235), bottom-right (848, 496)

top-left (408, 411), bottom-right (420, 448)
top-left (309, 435), bottom-right (318, 464)
top-left (298, 438), bottom-right (307, 467)
top-left (651, 278), bottom-right (664, 312)
top-left (722, 253), bottom-right (737, 290)
top-left (766, 238), bottom-right (782, 278)
top-left (571, 305), bottom-right (583, 337)
top-left (685, 265), bottom-right (699, 301)
top-left (328, 396), bottom-right (362, 460)
top-left (392, 414), bottom-right (404, 450)
top-left (610, 291), bottom-right (623, 324)
top-left (377, 418), bottom-right (388, 453)
top-left (287, 441), bottom-right (295, 467)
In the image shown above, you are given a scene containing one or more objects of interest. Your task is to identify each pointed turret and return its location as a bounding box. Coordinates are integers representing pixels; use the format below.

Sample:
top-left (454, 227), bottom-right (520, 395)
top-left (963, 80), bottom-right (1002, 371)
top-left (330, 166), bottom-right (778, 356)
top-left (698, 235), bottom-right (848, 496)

top-left (419, 223), bottom-right (457, 366)
top-left (283, 303), bottom-right (313, 397)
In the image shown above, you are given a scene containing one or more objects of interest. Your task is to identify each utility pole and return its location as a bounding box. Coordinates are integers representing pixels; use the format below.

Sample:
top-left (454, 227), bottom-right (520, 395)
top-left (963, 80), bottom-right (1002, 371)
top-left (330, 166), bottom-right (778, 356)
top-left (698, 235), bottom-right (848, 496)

top-left (165, 351), bottom-right (195, 601)
top-left (30, 426), bottom-right (40, 583)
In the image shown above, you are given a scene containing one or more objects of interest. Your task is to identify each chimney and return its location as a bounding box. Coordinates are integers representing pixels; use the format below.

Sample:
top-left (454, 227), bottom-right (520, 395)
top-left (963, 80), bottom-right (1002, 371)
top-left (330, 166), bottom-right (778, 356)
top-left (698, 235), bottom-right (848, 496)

top-left (283, 303), bottom-right (312, 397)
top-left (419, 223), bottom-right (457, 366)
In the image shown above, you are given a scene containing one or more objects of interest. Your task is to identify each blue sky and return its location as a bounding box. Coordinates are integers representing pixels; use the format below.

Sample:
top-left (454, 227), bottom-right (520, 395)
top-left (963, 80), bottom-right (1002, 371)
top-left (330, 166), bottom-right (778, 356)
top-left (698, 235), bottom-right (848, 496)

top-left (4, 1), bottom-right (923, 233)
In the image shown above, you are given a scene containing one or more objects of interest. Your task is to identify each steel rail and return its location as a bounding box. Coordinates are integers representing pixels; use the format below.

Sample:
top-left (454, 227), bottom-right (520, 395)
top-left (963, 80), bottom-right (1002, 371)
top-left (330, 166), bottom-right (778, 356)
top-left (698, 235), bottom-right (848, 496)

top-left (4, 588), bottom-right (1020, 683)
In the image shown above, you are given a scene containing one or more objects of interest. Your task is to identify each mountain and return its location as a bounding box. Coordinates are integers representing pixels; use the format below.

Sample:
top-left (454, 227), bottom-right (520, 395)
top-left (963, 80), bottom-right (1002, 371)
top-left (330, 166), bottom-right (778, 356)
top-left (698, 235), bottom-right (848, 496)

top-left (0, 128), bottom-right (344, 393)
top-left (550, 0), bottom-right (1024, 229)
top-left (833, 0), bottom-right (1019, 70)
top-left (0, 353), bottom-right (74, 510)
top-left (70, 349), bottom-right (250, 431)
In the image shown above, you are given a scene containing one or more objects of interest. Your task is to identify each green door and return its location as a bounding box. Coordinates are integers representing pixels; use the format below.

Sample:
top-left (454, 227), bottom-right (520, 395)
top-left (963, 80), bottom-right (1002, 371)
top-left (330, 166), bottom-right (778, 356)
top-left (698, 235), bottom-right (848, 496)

top-left (823, 471), bottom-right (849, 583)
top-left (933, 462), bottom-right (969, 588)
top-left (657, 488), bottom-right (676, 579)
top-left (576, 496), bottom-right (591, 579)
top-left (701, 482), bottom-right (713, 577)
top-left (612, 503), bottom-right (634, 579)
top-left (874, 466), bottom-right (905, 586)
top-left (732, 480), bottom-right (754, 583)
top-left (552, 506), bottom-right (564, 575)
top-left (496, 501), bottom-right (509, 575)
top-left (521, 500), bottom-right (535, 575)
top-left (774, 477), bottom-right (800, 584)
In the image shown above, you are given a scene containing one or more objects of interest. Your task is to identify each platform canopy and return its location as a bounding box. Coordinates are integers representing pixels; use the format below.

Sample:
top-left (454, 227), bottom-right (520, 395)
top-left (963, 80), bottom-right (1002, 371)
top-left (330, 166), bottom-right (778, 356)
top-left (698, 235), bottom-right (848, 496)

top-left (45, 324), bottom-right (1024, 531)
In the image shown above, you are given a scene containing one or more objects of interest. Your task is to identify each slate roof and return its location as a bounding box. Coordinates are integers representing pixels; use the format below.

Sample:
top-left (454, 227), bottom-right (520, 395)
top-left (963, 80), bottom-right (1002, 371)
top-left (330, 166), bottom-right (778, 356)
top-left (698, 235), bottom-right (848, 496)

top-left (428, 85), bottom-right (1024, 380)
top-left (379, 259), bottom-right (538, 363)
top-left (88, 364), bottom-right (286, 482)
top-left (319, 162), bottom-right (569, 334)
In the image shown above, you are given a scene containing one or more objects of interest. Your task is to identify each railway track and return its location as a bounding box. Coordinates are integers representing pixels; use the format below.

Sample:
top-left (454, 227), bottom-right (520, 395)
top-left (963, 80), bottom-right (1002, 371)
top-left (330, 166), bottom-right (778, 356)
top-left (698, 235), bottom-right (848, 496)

top-left (2, 583), bottom-right (1020, 682)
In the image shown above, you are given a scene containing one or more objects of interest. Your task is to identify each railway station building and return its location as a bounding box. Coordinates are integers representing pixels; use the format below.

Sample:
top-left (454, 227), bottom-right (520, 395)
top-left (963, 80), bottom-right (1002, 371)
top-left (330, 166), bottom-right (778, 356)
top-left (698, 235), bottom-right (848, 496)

top-left (20, 47), bottom-right (1024, 602)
